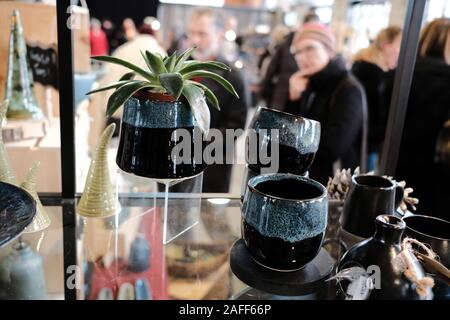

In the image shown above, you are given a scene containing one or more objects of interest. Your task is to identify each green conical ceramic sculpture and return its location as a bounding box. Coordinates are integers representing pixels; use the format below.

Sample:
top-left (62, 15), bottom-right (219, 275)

top-left (0, 100), bottom-right (16, 184)
top-left (21, 162), bottom-right (51, 233)
top-left (4, 10), bottom-right (43, 120)
top-left (78, 123), bottom-right (120, 218)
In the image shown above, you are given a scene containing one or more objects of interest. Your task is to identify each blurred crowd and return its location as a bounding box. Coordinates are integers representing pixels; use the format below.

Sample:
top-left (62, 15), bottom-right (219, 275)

top-left (89, 9), bottom-right (449, 219)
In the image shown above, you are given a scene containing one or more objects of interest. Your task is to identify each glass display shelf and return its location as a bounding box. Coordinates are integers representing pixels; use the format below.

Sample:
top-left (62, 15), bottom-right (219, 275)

top-left (77, 193), bottom-right (244, 301)
top-left (0, 206), bottom-right (65, 300)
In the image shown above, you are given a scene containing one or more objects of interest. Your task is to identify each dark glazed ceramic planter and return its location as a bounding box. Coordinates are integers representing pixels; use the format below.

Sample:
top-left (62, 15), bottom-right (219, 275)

top-left (241, 173), bottom-right (328, 272)
top-left (246, 107), bottom-right (320, 175)
top-left (339, 215), bottom-right (429, 300)
top-left (116, 92), bottom-right (207, 181)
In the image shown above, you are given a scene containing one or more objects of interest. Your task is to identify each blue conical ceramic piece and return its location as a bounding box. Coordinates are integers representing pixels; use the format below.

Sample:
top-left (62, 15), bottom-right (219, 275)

top-left (0, 241), bottom-right (46, 300)
top-left (128, 234), bottom-right (150, 272)
top-left (135, 278), bottom-right (152, 300)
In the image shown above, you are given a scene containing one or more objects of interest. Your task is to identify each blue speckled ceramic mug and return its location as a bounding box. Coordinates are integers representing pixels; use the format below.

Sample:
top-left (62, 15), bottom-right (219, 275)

top-left (242, 173), bottom-right (328, 271)
top-left (246, 107), bottom-right (321, 175)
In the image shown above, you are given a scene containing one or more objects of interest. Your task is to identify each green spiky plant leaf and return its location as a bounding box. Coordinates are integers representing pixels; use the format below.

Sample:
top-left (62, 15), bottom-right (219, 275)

top-left (88, 47), bottom-right (238, 121)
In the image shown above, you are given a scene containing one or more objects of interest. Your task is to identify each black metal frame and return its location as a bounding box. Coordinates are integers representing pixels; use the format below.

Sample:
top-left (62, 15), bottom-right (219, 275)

top-left (48, 0), bottom-right (427, 300)
top-left (56, 0), bottom-right (77, 300)
top-left (379, 0), bottom-right (427, 176)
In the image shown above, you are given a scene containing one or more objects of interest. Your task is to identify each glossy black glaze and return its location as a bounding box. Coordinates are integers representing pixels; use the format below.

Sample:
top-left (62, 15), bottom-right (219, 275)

top-left (403, 215), bottom-right (450, 268)
top-left (241, 174), bottom-right (328, 272)
top-left (341, 175), bottom-right (404, 238)
top-left (0, 182), bottom-right (36, 248)
top-left (339, 215), bottom-right (428, 300)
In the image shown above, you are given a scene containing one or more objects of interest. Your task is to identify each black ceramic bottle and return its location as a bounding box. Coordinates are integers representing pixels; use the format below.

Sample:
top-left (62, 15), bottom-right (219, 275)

top-left (338, 215), bottom-right (430, 300)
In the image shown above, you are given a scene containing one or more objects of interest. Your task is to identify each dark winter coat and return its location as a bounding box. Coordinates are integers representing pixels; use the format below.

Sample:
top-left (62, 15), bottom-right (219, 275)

top-left (352, 60), bottom-right (390, 154)
top-left (286, 56), bottom-right (366, 185)
top-left (395, 57), bottom-right (450, 219)
top-left (260, 32), bottom-right (299, 111)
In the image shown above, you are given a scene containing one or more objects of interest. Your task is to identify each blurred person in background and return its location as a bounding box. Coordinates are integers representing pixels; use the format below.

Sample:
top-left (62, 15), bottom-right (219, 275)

top-left (288, 23), bottom-right (366, 185)
top-left (352, 26), bottom-right (402, 171)
top-left (90, 18), bottom-right (109, 56)
top-left (140, 17), bottom-right (163, 47)
top-left (221, 15), bottom-right (239, 62)
top-left (123, 18), bottom-right (138, 42)
top-left (112, 18), bottom-right (138, 50)
top-left (101, 18), bottom-right (116, 53)
top-left (167, 26), bottom-right (189, 55)
top-left (186, 8), bottom-right (248, 192)
top-left (394, 18), bottom-right (450, 219)
top-left (258, 24), bottom-right (290, 81)
top-left (259, 12), bottom-right (320, 111)
top-left (140, 17), bottom-right (156, 36)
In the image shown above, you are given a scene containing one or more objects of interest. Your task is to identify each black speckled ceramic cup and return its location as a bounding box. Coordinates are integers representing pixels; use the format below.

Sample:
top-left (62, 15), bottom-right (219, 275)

top-left (242, 173), bottom-right (328, 272)
top-left (246, 107), bottom-right (321, 175)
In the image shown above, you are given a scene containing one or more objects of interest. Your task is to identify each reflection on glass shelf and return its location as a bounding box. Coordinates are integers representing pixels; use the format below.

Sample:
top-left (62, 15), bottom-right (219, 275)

top-left (77, 197), bottom-right (243, 300)
top-left (0, 207), bottom-right (64, 300)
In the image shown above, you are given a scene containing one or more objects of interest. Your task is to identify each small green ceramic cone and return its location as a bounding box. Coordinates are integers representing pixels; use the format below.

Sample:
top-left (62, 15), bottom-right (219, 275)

top-left (78, 123), bottom-right (119, 218)
top-left (4, 10), bottom-right (43, 120)
top-left (21, 162), bottom-right (51, 233)
top-left (0, 100), bottom-right (17, 184)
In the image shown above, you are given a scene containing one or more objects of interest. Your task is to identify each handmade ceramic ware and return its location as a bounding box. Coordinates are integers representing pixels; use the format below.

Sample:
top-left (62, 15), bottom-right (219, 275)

top-left (339, 215), bottom-right (430, 300)
top-left (341, 175), bottom-right (404, 239)
top-left (242, 173), bottom-right (327, 271)
top-left (116, 92), bottom-right (207, 181)
top-left (246, 107), bottom-right (320, 175)
top-left (403, 215), bottom-right (450, 268)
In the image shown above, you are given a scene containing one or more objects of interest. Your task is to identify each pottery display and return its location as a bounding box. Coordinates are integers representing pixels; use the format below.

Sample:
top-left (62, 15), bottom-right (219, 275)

top-left (0, 101), bottom-right (16, 184)
top-left (89, 48), bottom-right (239, 182)
top-left (78, 123), bottom-right (120, 218)
top-left (339, 215), bottom-right (430, 300)
top-left (0, 241), bottom-right (46, 300)
top-left (246, 107), bottom-right (320, 175)
top-left (242, 173), bottom-right (328, 272)
top-left (240, 165), bottom-right (309, 202)
top-left (21, 162), bottom-right (51, 233)
top-left (116, 92), bottom-right (207, 181)
top-left (341, 174), bottom-right (404, 239)
top-left (117, 282), bottom-right (134, 300)
top-left (135, 279), bottom-right (152, 300)
top-left (0, 181), bottom-right (36, 248)
top-left (166, 242), bottom-right (229, 278)
top-left (402, 215), bottom-right (450, 268)
top-left (128, 234), bottom-right (151, 273)
top-left (4, 10), bottom-right (42, 119)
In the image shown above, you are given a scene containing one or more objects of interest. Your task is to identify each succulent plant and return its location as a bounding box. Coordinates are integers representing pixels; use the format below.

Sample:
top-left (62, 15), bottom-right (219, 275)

top-left (87, 47), bottom-right (239, 119)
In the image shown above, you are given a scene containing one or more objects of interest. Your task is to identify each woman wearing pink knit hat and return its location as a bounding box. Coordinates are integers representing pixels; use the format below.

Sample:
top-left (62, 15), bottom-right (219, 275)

top-left (287, 23), bottom-right (367, 184)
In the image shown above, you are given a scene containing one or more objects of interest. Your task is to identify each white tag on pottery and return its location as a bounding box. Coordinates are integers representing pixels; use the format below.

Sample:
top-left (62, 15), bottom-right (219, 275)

top-left (328, 266), bottom-right (367, 282)
top-left (347, 276), bottom-right (372, 300)
top-left (191, 94), bottom-right (210, 137)
top-left (330, 267), bottom-right (372, 300)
